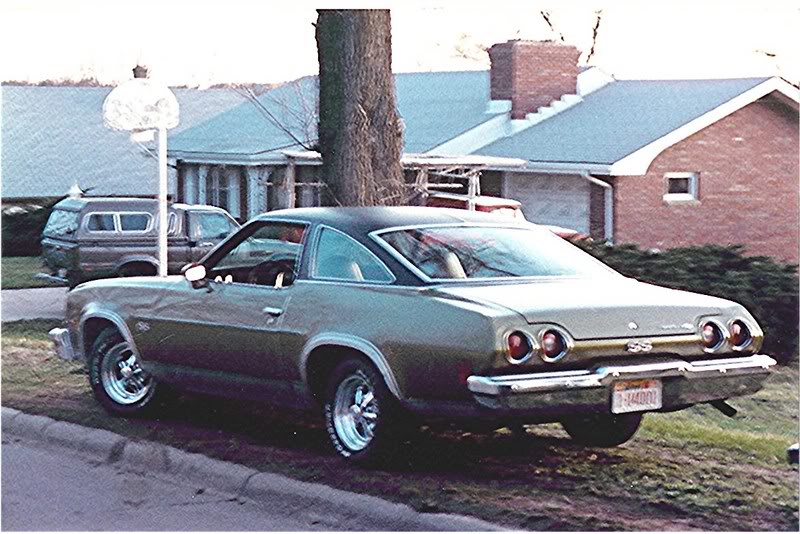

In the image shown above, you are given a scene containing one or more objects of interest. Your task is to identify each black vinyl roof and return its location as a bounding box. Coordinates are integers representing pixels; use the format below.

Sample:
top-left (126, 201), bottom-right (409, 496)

top-left (257, 206), bottom-right (525, 237)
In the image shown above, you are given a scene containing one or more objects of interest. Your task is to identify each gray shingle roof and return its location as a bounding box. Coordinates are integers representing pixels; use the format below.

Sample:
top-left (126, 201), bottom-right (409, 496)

top-left (475, 77), bottom-right (771, 164)
top-left (2, 85), bottom-right (243, 199)
top-left (170, 71), bottom-right (502, 157)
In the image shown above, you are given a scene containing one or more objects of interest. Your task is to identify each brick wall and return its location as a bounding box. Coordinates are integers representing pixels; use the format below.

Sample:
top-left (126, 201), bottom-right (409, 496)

top-left (488, 41), bottom-right (580, 119)
top-left (614, 95), bottom-right (799, 264)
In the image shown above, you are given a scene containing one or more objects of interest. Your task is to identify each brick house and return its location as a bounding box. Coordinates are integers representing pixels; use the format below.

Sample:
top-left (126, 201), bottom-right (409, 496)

top-left (169, 40), bottom-right (799, 263)
top-left (476, 41), bottom-right (799, 264)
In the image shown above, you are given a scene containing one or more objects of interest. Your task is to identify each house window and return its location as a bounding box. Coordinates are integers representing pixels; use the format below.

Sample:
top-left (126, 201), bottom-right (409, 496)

top-left (663, 172), bottom-right (699, 203)
top-left (206, 168), bottom-right (229, 212)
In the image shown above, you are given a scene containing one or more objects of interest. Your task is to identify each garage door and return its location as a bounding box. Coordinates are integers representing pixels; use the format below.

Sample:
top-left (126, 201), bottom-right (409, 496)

top-left (503, 172), bottom-right (590, 233)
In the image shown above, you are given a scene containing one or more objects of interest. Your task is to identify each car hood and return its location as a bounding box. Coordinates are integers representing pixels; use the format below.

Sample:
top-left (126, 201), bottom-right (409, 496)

top-left (432, 277), bottom-right (743, 340)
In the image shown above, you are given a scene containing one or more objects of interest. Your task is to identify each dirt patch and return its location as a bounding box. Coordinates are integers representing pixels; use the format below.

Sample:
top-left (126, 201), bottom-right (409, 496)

top-left (2, 333), bottom-right (798, 531)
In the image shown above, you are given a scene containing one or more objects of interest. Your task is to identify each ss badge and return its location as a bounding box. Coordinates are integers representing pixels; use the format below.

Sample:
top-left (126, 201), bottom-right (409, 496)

top-left (626, 340), bottom-right (653, 353)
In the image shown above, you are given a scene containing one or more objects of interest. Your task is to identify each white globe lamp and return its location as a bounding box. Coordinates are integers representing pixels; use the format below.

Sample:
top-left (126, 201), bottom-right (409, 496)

top-left (103, 73), bottom-right (179, 277)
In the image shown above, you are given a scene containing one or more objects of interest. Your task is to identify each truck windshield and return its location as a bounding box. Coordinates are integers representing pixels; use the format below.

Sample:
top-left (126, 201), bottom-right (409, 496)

top-left (43, 209), bottom-right (80, 237)
top-left (376, 225), bottom-right (618, 281)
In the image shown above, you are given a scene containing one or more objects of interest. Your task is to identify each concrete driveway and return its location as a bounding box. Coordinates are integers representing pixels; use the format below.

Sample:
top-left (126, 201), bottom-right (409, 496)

top-left (1, 287), bottom-right (67, 322)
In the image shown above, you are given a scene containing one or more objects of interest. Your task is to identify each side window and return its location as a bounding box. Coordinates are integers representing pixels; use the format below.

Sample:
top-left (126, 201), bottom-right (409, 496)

top-left (314, 227), bottom-right (394, 283)
top-left (86, 213), bottom-right (116, 232)
top-left (196, 213), bottom-right (234, 240)
top-left (119, 213), bottom-right (152, 232)
top-left (206, 222), bottom-right (307, 287)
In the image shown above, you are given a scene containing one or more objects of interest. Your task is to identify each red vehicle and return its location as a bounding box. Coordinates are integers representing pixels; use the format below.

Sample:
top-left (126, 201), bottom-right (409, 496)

top-left (425, 193), bottom-right (587, 240)
top-left (425, 192), bottom-right (526, 220)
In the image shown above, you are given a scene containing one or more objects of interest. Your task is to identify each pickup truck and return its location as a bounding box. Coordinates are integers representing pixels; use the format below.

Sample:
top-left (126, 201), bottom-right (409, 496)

top-left (40, 197), bottom-right (239, 288)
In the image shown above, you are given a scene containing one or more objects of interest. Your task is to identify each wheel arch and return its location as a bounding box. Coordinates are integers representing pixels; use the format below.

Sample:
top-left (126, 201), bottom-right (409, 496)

top-left (115, 257), bottom-right (158, 277)
top-left (79, 305), bottom-right (141, 361)
top-left (301, 334), bottom-right (403, 402)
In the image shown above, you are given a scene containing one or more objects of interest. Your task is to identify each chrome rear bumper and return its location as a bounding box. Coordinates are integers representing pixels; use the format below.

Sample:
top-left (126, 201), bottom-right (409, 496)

top-left (467, 354), bottom-right (776, 413)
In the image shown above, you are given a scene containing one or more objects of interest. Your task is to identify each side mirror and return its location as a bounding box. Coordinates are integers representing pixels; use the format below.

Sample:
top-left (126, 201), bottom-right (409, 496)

top-left (182, 263), bottom-right (208, 288)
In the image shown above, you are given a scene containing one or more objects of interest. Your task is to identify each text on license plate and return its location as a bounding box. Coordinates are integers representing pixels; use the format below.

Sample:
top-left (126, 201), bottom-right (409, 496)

top-left (611, 379), bottom-right (662, 414)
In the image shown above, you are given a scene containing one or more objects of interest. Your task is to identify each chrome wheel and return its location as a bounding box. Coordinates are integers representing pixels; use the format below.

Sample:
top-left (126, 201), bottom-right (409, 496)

top-left (332, 373), bottom-right (380, 452)
top-left (99, 341), bottom-right (152, 405)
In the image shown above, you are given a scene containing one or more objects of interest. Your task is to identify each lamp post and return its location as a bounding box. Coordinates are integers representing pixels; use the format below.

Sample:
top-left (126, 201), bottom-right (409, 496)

top-left (102, 67), bottom-right (179, 277)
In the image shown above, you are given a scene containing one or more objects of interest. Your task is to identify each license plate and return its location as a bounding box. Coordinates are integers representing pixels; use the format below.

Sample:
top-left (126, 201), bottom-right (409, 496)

top-left (611, 379), bottom-right (662, 414)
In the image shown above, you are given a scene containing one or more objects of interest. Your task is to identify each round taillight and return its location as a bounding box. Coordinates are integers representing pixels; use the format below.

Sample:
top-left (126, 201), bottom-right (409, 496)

top-left (506, 331), bottom-right (533, 364)
top-left (701, 322), bottom-right (724, 351)
top-left (541, 329), bottom-right (568, 362)
top-left (730, 320), bottom-right (752, 349)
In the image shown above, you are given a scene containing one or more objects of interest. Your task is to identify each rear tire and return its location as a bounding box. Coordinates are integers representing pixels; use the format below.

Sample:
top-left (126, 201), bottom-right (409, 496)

top-left (561, 412), bottom-right (642, 447)
top-left (323, 358), bottom-right (407, 465)
top-left (88, 328), bottom-right (158, 416)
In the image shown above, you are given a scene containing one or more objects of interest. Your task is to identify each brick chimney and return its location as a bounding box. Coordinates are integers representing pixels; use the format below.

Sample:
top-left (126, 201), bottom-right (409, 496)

top-left (132, 64), bottom-right (149, 79)
top-left (488, 40), bottom-right (580, 119)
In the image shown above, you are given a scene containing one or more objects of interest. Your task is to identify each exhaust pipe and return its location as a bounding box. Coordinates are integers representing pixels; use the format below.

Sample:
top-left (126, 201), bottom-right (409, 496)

top-left (710, 400), bottom-right (738, 418)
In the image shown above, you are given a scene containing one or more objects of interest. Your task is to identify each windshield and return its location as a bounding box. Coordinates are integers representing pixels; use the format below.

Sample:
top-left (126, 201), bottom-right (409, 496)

top-left (43, 209), bottom-right (80, 237)
top-left (376, 225), bottom-right (618, 281)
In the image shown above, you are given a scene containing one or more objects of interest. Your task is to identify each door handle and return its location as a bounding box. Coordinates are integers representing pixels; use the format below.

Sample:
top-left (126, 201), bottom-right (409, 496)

top-left (199, 242), bottom-right (215, 247)
top-left (262, 306), bottom-right (283, 317)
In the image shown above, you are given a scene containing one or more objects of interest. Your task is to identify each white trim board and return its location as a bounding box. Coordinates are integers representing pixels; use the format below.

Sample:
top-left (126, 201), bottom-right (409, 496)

top-left (609, 77), bottom-right (799, 176)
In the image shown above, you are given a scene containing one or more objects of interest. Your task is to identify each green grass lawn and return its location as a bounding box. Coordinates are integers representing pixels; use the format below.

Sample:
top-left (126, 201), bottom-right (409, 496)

top-left (2, 319), bottom-right (797, 531)
top-left (1, 256), bottom-right (58, 289)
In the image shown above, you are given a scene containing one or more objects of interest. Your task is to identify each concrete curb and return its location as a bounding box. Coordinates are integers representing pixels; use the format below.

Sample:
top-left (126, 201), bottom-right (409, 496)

top-left (2, 407), bottom-right (503, 531)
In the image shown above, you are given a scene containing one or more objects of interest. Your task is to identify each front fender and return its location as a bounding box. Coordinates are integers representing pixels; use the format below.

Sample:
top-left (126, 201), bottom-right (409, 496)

top-left (78, 302), bottom-right (141, 362)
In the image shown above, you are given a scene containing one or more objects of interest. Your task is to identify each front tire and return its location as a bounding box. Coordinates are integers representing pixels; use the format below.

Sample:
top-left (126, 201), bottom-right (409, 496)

top-left (323, 359), bottom-right (405, 465)
top-left (88, 328), bottom-right (158, 416)
top-left (561, 412), bottom-right (642, 447)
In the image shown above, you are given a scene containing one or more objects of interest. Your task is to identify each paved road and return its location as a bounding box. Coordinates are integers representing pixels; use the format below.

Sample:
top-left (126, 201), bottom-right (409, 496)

top-left (1, 287), bottom-right (67, 322)
top-left (1, 435), bottom-right (377, 531)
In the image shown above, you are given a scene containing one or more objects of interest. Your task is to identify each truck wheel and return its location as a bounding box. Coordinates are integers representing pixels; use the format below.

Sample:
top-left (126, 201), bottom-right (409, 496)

top-left (323, 358), bottom-right (406, 465)
top-left (88, 328), bottom-right (158, 416)
top-left (561, 413), bottom-right (642, 447)
top-left (118, 263), bottom-right (156, 278)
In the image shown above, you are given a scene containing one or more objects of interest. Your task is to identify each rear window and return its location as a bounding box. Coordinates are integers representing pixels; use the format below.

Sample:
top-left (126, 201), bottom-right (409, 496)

top-left (44, 209), bottom-right (80, 237)
top-left (376, 225), bottom-right (617, 281)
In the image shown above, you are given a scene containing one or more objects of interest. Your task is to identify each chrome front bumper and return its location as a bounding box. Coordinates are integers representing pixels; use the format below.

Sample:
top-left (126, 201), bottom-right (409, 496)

top-left (467, 354), bottom-right (777, 413)
top-left (49, 327), bottom-right (79, 361)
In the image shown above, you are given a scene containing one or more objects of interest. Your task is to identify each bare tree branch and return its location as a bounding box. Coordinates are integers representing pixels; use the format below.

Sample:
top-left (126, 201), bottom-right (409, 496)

top-left (540, 11), bottom-right (565, 43)
top-left (586, 10), bottom-right (603, 64)
top-left (232, 86), bottom-right (316, 151)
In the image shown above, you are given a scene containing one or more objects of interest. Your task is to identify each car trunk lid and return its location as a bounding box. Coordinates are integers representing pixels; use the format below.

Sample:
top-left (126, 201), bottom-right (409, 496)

top-left (432, 278), bottom-right (733, 339)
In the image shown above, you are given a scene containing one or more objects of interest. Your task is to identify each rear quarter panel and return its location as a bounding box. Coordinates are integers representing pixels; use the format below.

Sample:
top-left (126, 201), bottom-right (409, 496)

top-left (287, 280), bottom-right (514, 401)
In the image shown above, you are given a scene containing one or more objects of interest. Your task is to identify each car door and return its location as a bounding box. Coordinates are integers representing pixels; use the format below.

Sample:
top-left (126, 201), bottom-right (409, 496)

top-left (136, 220), bottom-right (310, 393)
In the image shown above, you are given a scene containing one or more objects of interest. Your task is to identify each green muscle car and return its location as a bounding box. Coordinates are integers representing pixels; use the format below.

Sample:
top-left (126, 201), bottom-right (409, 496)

top-left (50, 207), bottom-right (776, 464)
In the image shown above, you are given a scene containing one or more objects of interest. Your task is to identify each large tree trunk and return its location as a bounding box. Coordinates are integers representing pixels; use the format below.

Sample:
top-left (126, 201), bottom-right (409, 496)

top-left (315, 9), bottom-right (406, 206)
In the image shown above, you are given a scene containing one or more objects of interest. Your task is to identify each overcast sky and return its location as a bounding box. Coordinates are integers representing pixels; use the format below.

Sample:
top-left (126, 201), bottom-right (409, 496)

top-left (2, 0), bottom-right (798, 86)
